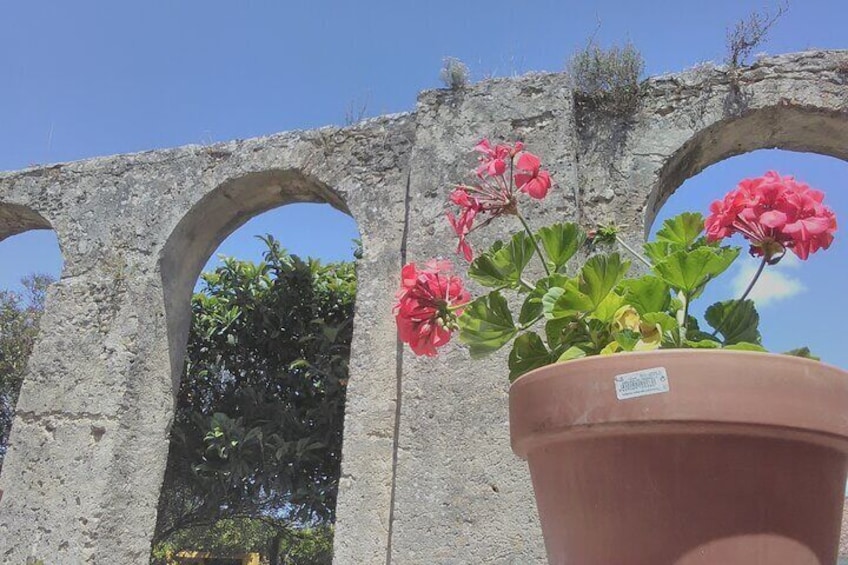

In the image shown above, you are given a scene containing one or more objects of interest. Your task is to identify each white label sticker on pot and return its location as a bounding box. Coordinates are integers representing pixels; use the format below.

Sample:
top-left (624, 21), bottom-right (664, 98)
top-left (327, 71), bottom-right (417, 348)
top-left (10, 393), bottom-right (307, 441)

top-left (614, 367), bottom-right (669, 400)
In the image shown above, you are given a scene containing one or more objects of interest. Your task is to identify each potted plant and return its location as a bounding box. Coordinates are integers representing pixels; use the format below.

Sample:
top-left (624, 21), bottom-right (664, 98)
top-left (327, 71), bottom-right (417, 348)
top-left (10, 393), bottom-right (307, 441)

top-left (394, 140), bottom-right (846, 564)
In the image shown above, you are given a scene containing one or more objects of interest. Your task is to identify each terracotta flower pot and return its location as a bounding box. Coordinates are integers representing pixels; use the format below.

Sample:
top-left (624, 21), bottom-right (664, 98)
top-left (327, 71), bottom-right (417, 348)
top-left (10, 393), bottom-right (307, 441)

top-left (510, 350), bottom-right (848, 565)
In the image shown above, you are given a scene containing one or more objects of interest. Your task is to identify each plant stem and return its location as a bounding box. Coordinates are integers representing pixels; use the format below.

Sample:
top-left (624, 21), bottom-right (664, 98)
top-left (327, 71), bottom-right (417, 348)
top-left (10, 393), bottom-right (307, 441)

top-left (518, 314), bottom-right (544, 331)
top-left (516, 211), bottom-right (551, 277)
top-left (615, 235), bottom-right (652, 269)
top-left (710, 254), bottom-right (768, 338)
top-left (681, 292), bottom-right (690, 343)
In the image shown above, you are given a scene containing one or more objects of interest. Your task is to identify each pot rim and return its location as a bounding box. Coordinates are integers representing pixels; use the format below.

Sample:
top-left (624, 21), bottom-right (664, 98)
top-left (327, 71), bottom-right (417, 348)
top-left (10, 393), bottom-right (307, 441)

top-left (509, 349), bottom-right (844, 389)
top-left (509, 349), bottom-right (848, 459)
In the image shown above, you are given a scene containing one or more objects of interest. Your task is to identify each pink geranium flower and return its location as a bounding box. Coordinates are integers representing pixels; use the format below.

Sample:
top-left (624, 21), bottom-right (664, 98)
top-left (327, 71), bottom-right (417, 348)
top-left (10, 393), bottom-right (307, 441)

top-left (447, 189), bottom-right (482, 261)
top-left (446, 182), bottom-right (515, 260)
top-left (394, 261), bottom-right (470, 356)
top-left (445, 139), bottom-right (553, 261)
top-left (474, 139), bottom-right (522, 178)
top-left (705, 171), bottom-right (837, 262)
top-left (514, 152), bottom-right (552, 199)
top-left (782, 182), bottom-right (837, 259)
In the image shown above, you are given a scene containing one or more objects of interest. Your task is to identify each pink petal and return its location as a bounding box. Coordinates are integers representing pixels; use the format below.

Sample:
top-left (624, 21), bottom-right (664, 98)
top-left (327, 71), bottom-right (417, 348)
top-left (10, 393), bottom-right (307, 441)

top-left (759, 210), bottom-right (787, 229)
top-left (488, 158), bottom-right (506, 176)
top-left (458, 239), bottom-right (473, 261)
top-left (424, 259), bottom-right (453, 273)
top-left (514, 172), bottom-right (531, 190)
top-left (516, 152), bottom-right (540, 172)
top-left (474, 139), bottom-right (492, 155)
top-left (785, 216), bottom-right (832, 236)
top-left (400, 263), bottom-right (419, 289)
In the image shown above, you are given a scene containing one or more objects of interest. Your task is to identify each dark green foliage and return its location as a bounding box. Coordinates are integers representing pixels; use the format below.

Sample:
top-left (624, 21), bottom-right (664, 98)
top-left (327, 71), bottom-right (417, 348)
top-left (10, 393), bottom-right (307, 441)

top-left (152, 236), bottom-right (355, 564)
top-left (150, 518), bottom-right (333, 565)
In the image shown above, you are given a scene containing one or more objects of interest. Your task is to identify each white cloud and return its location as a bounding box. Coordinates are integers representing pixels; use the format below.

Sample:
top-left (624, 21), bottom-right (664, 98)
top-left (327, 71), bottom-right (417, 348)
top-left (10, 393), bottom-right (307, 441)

top-left (730, 254), bottom-right (805, 308)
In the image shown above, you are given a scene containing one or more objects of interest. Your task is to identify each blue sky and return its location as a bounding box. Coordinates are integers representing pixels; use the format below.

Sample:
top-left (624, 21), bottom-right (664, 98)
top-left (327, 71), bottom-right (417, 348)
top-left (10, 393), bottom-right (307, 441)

top-left (0, 0), bottom-right (845, 367)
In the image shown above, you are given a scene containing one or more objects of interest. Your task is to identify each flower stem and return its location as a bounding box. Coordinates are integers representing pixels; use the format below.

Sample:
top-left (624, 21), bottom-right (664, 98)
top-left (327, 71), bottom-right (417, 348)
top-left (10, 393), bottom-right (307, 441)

top-left (516, 211), bottom-right (551, 277)
top-left (518, 314), bottom-right (544, 331)
top-left (710, 254), bottom-right (768, 339)
top-left (615, 235), bottom-right (652, 269)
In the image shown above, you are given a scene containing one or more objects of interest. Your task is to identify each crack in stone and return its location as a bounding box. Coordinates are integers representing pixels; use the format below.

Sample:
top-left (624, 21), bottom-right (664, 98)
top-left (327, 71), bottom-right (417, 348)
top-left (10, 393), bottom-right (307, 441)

top-left (16, 411), bottom-right (119, 423)
top-left (385, 168), bottom-right (411, 565)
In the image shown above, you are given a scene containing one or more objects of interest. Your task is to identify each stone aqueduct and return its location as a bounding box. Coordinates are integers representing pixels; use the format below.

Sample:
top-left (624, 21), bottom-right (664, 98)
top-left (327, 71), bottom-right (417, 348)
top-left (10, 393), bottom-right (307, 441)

top-left (1, 50), bottom-right (847, 563)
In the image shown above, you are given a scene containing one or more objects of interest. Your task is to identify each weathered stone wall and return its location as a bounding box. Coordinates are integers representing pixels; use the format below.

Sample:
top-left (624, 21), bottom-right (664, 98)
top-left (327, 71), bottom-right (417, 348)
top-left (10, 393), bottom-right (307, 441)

top-left (1, 50), bottom-right (847, 564)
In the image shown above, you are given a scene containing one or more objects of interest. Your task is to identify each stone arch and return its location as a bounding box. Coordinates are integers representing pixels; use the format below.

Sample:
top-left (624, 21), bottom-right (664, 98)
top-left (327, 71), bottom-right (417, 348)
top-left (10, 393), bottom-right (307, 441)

top-left (0, 202), bottom-right (53, 242)
top-left (0, 202), bottom-right (64, 478)
top-left (644, 105), bottom-right (848, 235)
top-left (156, 167), bottom-right (361, 556)
top-left (160, 168), bottom-right (354, 381)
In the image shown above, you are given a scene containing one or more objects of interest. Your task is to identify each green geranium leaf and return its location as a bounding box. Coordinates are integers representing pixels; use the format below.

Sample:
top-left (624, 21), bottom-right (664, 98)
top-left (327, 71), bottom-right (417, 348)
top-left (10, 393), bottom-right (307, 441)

top-left (704, 299), bottom-right (760, 345)
top-left (644, 241), bottom-right (673, 265)
top-left (642, 312), bottom-right (678, 333)
top-left (578, 253), bottom-right (631, 309)
top-left (614, 329), bottom-right (641, 351)
top-left (591, 291), bottom-right (626, 323)
top-left (653, 246), bottom-right (739, 295)
top-left (519, 274), bottom-right (569, 325)
top-left (557, 345), bottom-right (588, 362)
top-left (509, 332), bottom-right (552, 382)
top-left (655, 212), bottom-right (705, 249)
top-left (542, 281), bottom-right (594, 320)
top-left (537, 222), bottom-right (586, 272)
top-left (518, 294), bottom-right (543, 327)
top-left (542, 286), bottom-right (565, 318)
top-left (458, 291), bottom-right (517, 358)
top-left (644, 213), bottom-right (709, 263)
top-left (545, 316), bottom-right (576, 350)
top-left (548, 319), bottom-right (596, 354)
top-left (686, 315), bottom-right (702, 333)
top-left (686, 329), bottom-right (716, 346)
top-left (784, 347), bottom-right (820, 360)
top-left (619, 275), bottom-right (670, 315)
top-left (684, 339), bottom-right (722, 348)
top-left (468, 232), bottom-right (536, 289)
top-left (724, 342), bottom-right (768, 352)
top-left (691, 249), bottom-right (740, 301)
top-left (599, 341), bottom-right (620, 355)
